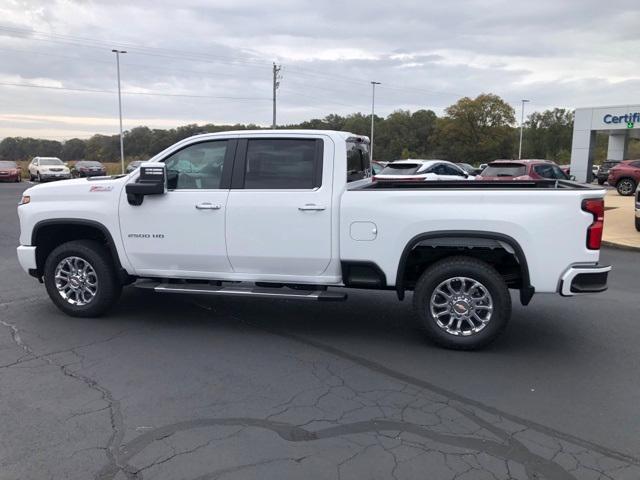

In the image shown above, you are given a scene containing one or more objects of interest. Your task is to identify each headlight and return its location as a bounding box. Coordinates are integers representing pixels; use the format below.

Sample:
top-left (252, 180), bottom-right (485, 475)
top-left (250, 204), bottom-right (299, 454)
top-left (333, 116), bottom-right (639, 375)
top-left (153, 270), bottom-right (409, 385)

top-left (19, 195), bottom-right (30, 205)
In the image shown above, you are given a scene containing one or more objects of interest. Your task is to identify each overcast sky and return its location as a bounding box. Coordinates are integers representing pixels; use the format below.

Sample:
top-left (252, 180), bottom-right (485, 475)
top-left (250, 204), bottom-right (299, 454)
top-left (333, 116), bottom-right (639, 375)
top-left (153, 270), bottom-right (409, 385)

top-left (1, 0), bottom-right (639, 140)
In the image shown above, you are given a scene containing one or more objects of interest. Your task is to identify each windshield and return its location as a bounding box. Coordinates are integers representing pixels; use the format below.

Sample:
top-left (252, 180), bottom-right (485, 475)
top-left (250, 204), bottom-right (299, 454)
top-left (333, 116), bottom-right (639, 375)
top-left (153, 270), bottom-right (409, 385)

top-left (378, 163), bottom-right (422, 175)
top-left (77, 161), bottom-right (102, 167)
top-left (481, 164), bottom-right (526, 177)
top-left (0, 161), bottom-right (17, 168)
top-left (39, 158), bottom-right (63, 166)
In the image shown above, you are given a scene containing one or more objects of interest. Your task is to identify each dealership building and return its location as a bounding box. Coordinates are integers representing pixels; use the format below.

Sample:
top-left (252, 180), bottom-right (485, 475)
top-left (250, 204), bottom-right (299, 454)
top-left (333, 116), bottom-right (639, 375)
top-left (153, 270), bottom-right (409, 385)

top-left (570, 104), bottom-right (640, 182)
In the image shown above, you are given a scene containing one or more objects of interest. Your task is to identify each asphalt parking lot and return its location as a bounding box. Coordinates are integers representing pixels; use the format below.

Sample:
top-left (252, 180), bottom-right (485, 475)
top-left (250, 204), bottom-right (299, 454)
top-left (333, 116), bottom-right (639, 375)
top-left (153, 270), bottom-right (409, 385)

top-left (1, 181), bottom-right (639, 480)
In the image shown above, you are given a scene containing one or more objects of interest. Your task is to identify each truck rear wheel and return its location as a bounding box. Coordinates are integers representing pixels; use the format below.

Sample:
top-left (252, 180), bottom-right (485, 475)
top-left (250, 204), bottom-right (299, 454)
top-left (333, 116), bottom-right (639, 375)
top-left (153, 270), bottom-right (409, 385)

top-left (412, 256), bottom-right (511, 350)
top-left (43, 240), bottom-right (122, 317)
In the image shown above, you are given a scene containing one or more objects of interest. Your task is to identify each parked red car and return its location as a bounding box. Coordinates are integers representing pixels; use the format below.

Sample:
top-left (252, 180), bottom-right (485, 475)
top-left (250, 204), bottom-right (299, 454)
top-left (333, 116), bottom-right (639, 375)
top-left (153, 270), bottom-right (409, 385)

top-left (0, 160), bottom-right (21, 182)
top-left (477, 159), bottom-right (570, 181)
top-left (607, 159), bottom-right (640, 196)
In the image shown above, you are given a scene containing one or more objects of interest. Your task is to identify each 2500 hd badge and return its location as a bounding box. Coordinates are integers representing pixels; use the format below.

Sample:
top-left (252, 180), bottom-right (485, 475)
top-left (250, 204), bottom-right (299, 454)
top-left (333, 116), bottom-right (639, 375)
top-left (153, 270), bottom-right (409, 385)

top-left (128, 233), bottom-right (165, 239)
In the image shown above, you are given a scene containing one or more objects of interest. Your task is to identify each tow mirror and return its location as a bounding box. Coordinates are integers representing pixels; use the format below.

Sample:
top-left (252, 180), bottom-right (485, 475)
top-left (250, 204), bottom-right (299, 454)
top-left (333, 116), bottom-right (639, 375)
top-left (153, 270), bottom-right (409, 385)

top-left (126, 162), bottom-right (166, 206)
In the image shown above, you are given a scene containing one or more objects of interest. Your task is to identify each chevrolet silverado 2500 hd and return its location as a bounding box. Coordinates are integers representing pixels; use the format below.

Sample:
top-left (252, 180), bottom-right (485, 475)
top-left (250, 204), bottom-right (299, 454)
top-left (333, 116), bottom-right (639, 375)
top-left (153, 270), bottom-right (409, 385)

top-left (16, 130), bottom-right (611, 349)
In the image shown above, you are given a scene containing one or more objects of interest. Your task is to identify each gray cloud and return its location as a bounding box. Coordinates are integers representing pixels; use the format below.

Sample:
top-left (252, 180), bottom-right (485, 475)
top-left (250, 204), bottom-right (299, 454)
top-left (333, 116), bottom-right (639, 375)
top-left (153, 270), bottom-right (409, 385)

top-left (0, 0), bottom-right (639, 139)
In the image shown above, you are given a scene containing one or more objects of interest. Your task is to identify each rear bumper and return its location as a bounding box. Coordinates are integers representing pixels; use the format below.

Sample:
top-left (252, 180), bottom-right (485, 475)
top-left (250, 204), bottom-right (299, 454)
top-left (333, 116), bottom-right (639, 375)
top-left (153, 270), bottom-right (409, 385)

top-left (17, 246), bottom-right (37, 274)
top-left (559, 264), bottom-right (611, 296)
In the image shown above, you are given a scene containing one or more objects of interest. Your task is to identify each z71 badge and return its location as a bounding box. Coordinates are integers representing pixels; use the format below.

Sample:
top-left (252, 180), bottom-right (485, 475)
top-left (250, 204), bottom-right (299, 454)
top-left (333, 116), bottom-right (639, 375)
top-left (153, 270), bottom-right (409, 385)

top-left (89, 185), bottom-right (113, 192)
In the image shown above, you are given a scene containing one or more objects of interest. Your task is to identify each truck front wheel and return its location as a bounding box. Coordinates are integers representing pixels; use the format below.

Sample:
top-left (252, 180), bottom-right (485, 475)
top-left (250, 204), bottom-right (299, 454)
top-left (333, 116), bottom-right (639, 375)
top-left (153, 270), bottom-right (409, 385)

top-left (43, 240), bottom-right (122, 317)
top-left (412, 256), bottom-right (511, 350)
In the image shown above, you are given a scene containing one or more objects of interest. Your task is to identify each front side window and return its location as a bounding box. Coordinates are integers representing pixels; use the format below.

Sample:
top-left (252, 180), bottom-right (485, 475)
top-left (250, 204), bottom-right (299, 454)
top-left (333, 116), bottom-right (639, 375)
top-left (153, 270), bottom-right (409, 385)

top-left (244, 139), bottom-right (319, 189)
top-left (164, 141), bottom-right (228, 189)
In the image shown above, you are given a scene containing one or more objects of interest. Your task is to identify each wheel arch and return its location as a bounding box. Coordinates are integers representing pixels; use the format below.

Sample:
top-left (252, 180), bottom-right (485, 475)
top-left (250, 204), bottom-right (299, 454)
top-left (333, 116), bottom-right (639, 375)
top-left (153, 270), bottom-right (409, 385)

top-left (31, 219), bottom-right (129, 283)
top-left (395, 231), bottom-right (534, 305)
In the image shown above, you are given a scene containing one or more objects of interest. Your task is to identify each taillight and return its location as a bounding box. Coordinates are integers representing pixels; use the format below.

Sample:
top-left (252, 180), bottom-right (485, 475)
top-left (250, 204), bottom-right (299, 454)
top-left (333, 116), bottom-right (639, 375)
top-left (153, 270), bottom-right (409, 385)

top-left (582, 198), bottom-right (604, 250)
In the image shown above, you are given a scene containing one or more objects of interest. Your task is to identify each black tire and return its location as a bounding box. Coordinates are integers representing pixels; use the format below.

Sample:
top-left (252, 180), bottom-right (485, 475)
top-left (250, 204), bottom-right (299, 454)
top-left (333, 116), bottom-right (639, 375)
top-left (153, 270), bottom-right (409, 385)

top-left (36, 172), bottom-right (41, 183)
top-left (636, 217), bottom-right (640, 232)
top-left (597, 179), bottom-right (605, 185)
top-left (616, 178), bottom-right (637, 196)
top-left (43, 240), bottom-right (122, 317)
top-left (412, 256), bottom-right (511, 350)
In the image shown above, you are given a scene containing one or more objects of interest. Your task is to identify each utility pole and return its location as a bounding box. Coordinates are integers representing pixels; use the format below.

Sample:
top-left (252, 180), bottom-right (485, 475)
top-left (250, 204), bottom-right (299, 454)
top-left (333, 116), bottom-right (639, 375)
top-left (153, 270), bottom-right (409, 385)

top-left (272, 63), bottom-right (281, 128)
top-left (112, 49), bottom-right (127, 173)
top-left (370, 81), bottom-right (381, 163)
top-left (518, 99), bottom-right (530, 160)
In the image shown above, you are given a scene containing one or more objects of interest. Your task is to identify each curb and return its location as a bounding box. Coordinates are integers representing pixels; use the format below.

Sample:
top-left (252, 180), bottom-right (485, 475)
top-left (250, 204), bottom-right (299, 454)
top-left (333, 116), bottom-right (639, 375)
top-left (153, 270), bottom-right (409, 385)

top-left (602, 240), bottom-right (640, 252)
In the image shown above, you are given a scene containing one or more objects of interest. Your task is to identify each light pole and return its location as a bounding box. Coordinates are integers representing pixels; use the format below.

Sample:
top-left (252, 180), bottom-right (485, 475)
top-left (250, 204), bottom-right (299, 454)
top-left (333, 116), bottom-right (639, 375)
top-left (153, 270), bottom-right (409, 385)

top-left (112, 49), bottom-right (127, 173)
top-left (518, 99), bottom-right (530, 160)
top-left (370, 81), bottom-right (381, 164)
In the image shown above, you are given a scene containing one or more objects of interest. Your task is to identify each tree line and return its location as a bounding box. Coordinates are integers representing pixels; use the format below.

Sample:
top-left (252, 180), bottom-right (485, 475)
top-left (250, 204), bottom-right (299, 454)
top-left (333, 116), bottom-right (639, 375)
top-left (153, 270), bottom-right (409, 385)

top-left (0, 93), bottom-right (582, 165)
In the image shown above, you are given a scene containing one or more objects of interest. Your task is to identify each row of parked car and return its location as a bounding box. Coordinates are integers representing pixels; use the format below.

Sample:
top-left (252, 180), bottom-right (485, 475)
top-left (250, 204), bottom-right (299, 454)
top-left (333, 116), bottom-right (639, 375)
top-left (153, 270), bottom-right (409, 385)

top-left (372, 158), bottom-right (573, 182)
top-left (372, 158), bottom-right (640, 196)
top-left (0, 157), bottom-right (145, 183)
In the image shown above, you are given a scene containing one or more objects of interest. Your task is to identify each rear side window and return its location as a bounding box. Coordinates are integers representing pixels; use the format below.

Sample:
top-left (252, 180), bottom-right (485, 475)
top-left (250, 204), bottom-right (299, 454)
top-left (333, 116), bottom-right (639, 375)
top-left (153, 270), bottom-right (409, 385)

top-left (346, 139), bottom-right (370, 182)
top-left (630, 161), bottom-right (640, 168)
top-left (243, 139), bottom-right (321, 189)
top-left (378, 163), bottom-right (421, 175)
top-left (482, 164), bottom-right (526, 177)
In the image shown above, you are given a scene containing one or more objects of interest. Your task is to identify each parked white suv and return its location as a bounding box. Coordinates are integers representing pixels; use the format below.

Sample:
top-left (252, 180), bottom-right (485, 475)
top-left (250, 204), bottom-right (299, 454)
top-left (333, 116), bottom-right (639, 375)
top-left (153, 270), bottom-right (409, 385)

top-left (374, 159), bottom-right (474, 182)
top-left (28, 157), bottom-right (71, 182)
top-left (16, 130), bottom-right (611, 350)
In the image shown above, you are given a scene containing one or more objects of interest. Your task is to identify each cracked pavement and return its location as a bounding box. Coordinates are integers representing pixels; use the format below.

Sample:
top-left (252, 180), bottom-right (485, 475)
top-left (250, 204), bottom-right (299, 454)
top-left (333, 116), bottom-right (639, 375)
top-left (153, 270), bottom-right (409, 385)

top-left (1, 183), bottom-right (639, 479)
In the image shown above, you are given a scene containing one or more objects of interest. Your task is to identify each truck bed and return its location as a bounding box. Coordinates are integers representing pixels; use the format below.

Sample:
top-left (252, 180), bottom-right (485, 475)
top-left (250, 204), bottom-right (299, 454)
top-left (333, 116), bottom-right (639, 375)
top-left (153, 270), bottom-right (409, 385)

top-left (353, 179), bottom-right (598, 190)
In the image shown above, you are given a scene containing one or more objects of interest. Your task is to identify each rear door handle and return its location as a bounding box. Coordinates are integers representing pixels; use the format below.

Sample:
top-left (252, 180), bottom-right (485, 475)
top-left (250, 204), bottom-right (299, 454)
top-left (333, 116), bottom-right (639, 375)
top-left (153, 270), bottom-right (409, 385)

top-left (195, 202), bottom-right (222, 210)
top-left (298, 204), bottom-right (326, 211)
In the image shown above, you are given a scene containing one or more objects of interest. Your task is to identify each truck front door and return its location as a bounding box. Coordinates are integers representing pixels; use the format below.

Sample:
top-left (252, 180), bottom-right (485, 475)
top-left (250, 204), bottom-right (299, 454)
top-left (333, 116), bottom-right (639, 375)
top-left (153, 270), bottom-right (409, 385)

top-left (119, 139), bottom-right (234, 276)
top-left (225, 136), bottom-right (333, 277)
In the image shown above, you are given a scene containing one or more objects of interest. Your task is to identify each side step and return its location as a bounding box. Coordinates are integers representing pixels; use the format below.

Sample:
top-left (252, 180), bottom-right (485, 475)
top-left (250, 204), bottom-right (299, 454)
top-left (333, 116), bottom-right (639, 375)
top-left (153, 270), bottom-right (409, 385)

top-left (135, 281), bottom-right (347, 302)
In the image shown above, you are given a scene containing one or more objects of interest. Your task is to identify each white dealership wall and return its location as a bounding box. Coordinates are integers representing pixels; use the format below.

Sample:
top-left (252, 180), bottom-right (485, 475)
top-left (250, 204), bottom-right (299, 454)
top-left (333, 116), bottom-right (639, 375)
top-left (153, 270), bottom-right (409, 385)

top-left (570, 105), bottom-right (640, 182)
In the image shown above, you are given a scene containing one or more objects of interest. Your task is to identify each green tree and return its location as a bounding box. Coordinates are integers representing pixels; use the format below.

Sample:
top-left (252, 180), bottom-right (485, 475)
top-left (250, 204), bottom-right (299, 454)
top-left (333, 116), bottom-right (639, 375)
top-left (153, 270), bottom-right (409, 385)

top-left (523, 108), bottom-right (574, 161)
top-left (436, 93), bottom-right (516, 163)
top-left (61, 138), bottom-right (86, 161)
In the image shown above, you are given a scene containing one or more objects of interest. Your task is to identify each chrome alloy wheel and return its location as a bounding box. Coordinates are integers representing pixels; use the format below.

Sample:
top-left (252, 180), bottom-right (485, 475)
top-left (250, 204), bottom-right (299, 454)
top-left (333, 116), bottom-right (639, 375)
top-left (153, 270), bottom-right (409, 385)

top-left (429, 276), bottom-right (493, 336)
top-left (54, 256), bottom-right (98, 306)
top-left (618, 179), bottom-right (635, 195)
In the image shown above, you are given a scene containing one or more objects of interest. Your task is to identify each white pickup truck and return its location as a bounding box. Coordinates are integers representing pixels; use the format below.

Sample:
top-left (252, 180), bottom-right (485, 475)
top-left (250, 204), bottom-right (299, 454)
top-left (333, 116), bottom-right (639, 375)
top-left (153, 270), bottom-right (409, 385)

top-left (17, 130), bottom-right (611, 349)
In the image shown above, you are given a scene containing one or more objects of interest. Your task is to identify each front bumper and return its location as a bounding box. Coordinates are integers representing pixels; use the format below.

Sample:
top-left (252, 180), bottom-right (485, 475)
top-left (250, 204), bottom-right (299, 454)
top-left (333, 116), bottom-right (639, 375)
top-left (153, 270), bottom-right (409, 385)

top-left (41, 173), bottom-right (72, 180)
top-left (17, 246), bottom-right (37, 274)
top-left (559, 265), bottom-right (611, 296)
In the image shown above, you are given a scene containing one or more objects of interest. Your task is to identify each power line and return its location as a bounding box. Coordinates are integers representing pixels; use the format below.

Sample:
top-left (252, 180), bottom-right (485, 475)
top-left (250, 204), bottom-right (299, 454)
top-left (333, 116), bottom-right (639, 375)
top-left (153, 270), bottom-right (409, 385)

top-left (0, 81), bottom-right (269, 101)
top-left (1, 24), bottom-right (468, 100)
top-left (0, 25), bottom-right (271, 69)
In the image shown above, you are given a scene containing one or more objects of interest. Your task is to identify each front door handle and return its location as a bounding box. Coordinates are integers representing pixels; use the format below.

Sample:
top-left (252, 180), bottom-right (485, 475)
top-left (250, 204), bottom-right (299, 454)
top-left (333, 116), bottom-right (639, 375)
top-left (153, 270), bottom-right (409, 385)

top-left (195, 202), bottom-right (222, 210)
top-left (298, 204), bottom-right (326, 211)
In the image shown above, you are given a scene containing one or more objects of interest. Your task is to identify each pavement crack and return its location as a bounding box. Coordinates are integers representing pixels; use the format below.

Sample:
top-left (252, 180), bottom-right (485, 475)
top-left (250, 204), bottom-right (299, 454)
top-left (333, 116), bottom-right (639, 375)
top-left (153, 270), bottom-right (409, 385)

top-left (0, 315), bottom-right (134, 479)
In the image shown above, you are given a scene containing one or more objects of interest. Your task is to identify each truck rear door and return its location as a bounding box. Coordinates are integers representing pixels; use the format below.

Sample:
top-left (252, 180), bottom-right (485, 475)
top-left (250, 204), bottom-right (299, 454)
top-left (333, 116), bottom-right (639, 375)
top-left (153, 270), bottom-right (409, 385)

top-left (225, 136), bottom-right (333, 276)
